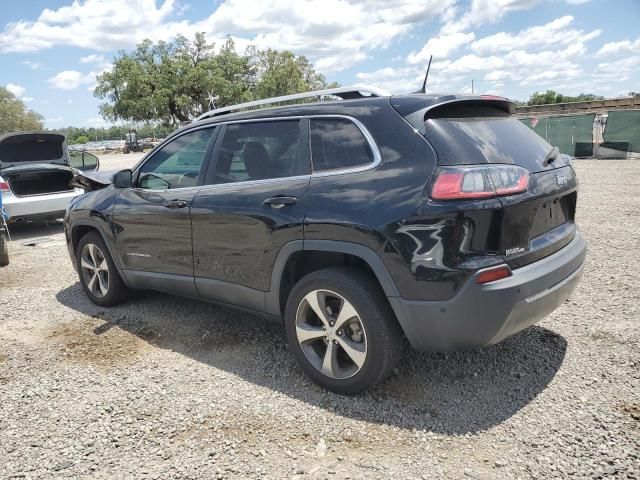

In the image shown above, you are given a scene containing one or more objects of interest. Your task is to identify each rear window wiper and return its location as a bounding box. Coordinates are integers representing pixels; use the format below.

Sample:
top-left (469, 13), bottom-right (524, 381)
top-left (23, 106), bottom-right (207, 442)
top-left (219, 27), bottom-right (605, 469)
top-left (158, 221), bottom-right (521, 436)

top-left (544, 146), bottom-right (559, 166)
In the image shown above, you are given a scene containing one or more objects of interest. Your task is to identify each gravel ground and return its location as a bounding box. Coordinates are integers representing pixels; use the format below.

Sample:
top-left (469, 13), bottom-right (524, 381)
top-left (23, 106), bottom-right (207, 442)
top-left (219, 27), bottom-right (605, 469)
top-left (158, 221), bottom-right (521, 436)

top-left (0, 160), bottom-right (638, 479)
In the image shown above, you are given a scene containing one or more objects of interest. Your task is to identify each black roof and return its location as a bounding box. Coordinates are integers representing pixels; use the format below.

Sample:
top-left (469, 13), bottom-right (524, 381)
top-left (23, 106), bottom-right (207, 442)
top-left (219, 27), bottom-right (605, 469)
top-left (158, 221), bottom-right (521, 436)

top-left (169, 93), bottom-right (515, 140)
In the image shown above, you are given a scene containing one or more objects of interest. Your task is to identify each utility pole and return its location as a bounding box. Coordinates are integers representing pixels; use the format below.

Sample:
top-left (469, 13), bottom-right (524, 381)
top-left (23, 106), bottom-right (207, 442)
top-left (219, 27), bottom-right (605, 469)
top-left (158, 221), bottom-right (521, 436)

top-left (471, 79), bottom-right (474, 94)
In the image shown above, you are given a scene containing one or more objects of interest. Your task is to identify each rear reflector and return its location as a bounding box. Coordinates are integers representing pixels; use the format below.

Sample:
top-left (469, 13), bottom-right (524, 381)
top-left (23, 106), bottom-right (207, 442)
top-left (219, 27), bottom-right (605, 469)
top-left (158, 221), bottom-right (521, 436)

top-left (476, 265), bottom-right (512, 284)
top-left (431, 164), bottom-right (529, 201)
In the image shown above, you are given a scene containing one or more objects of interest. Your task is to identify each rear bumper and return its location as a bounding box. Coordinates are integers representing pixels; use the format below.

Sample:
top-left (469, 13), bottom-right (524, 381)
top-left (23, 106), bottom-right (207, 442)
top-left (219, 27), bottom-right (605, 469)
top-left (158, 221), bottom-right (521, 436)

top-left (2, 188), bottom-right (82, 221)
top-left (388, 231), bottom-right (587, 352)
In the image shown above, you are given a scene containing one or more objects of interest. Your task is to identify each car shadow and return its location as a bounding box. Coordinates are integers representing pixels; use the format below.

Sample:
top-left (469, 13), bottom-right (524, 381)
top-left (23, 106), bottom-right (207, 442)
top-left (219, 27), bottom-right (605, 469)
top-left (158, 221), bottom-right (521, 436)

top-left (5, 219), bottom-right (64, 242)
top-left (55, 283), bottom-right (567, 435)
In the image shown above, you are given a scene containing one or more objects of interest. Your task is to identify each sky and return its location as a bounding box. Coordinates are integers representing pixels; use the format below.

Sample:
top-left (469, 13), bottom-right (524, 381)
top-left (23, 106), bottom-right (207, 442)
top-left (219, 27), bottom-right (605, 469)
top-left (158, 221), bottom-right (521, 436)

top-left (1, 0), bottom-right (638, 129)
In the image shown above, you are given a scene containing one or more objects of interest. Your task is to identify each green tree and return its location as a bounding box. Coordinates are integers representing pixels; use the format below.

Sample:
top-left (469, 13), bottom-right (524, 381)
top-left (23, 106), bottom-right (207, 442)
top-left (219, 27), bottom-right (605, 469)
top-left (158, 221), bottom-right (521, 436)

top-left (72, 134), bottom-right (90, 145)
top-left (252, 48), bottom-right (336, 99)
top-left (95, 34), bottom-right (333, 125)
top-left (0, 86), bottom-right (43, 134)
top-left (95, 34), bottom-right (254, 125)
top-left (527, 90), bottom-right (605, 105)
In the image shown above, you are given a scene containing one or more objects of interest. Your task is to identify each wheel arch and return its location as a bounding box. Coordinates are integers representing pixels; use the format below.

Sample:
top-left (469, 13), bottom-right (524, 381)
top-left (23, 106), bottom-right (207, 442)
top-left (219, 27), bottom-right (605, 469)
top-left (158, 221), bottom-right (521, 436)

top-left (70, 219), bottom-right (127, 284)
top-left (267, 240), bottom-right (400, 317)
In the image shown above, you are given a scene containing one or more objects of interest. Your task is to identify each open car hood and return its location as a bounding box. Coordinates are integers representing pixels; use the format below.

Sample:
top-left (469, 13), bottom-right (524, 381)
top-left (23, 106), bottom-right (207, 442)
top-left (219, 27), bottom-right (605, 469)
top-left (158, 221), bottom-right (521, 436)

top-left (70, 170), bottom-right (115, 192)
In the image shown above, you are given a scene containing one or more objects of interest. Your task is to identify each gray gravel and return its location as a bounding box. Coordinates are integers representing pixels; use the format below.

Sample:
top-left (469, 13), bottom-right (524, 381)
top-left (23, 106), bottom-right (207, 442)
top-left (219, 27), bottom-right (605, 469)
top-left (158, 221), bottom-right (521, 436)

top-left (0, 159), bottom-right (638, 479)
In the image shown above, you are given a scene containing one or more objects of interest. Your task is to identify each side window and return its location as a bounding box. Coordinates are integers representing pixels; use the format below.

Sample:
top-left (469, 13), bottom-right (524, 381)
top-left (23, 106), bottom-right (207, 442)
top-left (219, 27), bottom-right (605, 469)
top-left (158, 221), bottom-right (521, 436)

top-left (310, 118), bottom-right (374, 172)
top-left (212, 120), bottom-right (303, 184)
top-left (69, 150), bottom-right (99, 171)
top-left (138, 128), bottom-right (214, 189)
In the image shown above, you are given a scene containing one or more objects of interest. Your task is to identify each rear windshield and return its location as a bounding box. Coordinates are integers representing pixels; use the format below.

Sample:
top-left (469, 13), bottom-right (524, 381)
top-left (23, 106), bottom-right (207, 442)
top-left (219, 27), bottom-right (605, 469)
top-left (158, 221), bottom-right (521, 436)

top-left (0, 135), bottom-right (64, 163)
top-left (424, 115), bottom-right (552, 167)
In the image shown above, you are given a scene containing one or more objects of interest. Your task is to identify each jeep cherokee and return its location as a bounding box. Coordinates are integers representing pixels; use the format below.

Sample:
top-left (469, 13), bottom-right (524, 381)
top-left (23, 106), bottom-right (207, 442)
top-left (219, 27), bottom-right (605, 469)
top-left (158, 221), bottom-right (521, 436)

top-left (64, 86), bottom-right (587, 394)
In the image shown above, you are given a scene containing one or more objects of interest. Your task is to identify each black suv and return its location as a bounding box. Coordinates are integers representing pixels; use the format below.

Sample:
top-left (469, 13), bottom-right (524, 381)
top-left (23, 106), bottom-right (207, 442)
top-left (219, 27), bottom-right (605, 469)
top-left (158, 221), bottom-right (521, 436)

top-left (64, 87), bottom-right (586, 394)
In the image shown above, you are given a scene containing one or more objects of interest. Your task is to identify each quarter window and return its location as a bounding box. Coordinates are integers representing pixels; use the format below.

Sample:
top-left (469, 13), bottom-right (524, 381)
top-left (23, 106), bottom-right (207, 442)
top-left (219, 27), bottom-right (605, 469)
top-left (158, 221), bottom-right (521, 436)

top-left (211, 120), bottom-right (304, 184)
top-left (310, 118), bottom-right (374, 172)
top-left (138, 128), bottom-right (214, 189)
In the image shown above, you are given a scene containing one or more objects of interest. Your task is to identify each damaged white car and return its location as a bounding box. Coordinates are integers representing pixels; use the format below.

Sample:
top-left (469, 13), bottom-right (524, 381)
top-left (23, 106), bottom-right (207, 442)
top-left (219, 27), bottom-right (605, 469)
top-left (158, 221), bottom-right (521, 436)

top-left (0, 131), bottom-right (98, 223)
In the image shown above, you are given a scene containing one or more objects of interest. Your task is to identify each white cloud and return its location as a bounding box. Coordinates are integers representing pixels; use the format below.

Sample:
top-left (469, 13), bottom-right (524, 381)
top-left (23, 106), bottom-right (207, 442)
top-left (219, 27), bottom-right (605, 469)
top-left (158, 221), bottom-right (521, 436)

top-left (47, 70), bottom-right (95, 90)
top-left (448, 0), bottom-right (541, 32)
top-left (22, 97), bottom-right (35, 102)
top-left (471, 16), bottom-right (601, 55)
top-left (596, 37), bottom-right (640, 57)
top-left (22, 60), bottom-right (41, 70)
top-left (0, 0), bottom-right (456, 73)
top-left (80, 54), bottom-right (106, 64)
top-left (0, 0), bottom-right (177, 53)
top-left (407, 32), bottom-right (475, 64)
top-left (6, 83), bottom-right (26, 98)
top-left (566, 0), bottom-right (591, 4)
top-left (356, 67), bottom-right (424, 93)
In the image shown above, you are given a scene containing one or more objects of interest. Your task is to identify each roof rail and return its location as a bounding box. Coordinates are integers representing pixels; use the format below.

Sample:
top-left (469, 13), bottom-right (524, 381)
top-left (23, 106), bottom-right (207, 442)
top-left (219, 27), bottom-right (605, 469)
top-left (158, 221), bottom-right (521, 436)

top-left (194, 84), bottom-right (390, 122)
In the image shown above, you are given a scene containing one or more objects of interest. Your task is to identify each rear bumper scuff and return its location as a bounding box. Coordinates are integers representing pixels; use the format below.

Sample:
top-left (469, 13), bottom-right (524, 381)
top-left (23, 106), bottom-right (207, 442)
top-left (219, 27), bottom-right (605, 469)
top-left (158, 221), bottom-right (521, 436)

top-left (388, 231), bottom-right (587, 351)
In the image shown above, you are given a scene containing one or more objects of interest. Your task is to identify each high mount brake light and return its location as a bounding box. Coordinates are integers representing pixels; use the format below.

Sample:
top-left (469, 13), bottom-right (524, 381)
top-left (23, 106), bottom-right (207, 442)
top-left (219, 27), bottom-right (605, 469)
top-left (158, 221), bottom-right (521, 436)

top-left (431, 165), bottom-right (529, 201)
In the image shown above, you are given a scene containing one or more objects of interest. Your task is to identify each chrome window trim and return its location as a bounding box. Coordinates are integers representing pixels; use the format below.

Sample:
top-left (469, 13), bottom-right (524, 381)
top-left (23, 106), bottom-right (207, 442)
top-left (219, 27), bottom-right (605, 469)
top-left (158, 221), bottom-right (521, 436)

top-left (307, 115), bottom-right (381, 178)
top-left (198, 174), bottom-right (312, 191)
top-left (212, 114), bottom-right (381, 181)
top-left (138, 114), bottom-right (381, 193)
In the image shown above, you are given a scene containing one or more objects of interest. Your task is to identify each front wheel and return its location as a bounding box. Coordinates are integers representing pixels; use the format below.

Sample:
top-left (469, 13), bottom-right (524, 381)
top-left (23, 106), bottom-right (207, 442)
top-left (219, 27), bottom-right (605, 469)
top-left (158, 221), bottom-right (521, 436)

top-left (76, 232), bottom-right (130, 306)
top-left (284, 267), bottom-right (403, 395)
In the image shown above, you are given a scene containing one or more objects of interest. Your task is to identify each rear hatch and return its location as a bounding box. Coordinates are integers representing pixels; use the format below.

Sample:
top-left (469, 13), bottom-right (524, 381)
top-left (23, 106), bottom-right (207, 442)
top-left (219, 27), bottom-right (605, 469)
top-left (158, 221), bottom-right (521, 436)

top-left (392, 95), bottom-right (577, 269)
top-left (0, 131), bottom-right (74, 196)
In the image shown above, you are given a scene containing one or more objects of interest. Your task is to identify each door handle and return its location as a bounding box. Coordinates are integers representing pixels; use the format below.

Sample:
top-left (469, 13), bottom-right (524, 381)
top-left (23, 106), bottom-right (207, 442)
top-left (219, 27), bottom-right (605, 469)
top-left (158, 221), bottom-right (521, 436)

top-left (263, 196), bottom-right (298, 208)
top-left (164, 199), bottom-right (189, 209)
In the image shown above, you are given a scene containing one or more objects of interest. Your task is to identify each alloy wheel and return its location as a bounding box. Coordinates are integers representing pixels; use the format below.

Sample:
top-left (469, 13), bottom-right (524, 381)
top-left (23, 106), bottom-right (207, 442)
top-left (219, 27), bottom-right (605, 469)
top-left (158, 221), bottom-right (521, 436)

top-left (295, 289), bottom-right (367, 380)
top-left (80, 243), bottom-right (109, 298)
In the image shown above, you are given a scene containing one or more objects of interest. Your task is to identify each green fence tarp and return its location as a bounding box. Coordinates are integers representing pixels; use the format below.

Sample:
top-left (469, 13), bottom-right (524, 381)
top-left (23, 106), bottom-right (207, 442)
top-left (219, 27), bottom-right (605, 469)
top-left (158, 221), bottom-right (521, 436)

top-left (520, 114), bottom-right (594, 156)
top-left (603, 110), bottom-right (640, 153)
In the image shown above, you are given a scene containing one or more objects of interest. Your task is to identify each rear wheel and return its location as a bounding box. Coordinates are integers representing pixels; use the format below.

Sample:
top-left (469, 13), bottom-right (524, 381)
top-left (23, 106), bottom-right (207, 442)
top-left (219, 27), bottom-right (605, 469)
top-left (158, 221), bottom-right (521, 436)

top-left (284, 267), bottom-right (403, 395)
top-left (76, 232), bottom-right (129, 306)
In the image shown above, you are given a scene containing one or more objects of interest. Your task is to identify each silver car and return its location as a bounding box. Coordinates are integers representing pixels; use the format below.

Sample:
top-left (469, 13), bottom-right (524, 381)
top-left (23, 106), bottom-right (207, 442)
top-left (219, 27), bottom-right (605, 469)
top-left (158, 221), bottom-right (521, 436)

top-left (0, 131), bottom-right (98, 223)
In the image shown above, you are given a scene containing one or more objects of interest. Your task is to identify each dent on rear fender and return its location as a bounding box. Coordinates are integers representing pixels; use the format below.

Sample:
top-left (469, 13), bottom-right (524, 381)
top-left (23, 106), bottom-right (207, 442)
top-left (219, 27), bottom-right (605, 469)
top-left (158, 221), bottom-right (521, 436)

top-left (381, 206), bottom-right (505, 301)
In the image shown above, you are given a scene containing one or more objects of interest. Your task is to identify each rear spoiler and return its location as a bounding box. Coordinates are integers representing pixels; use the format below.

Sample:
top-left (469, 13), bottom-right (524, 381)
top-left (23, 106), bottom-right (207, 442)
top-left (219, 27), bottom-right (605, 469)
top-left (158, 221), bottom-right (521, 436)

top-left (390, 94), bottom-right (516, 134)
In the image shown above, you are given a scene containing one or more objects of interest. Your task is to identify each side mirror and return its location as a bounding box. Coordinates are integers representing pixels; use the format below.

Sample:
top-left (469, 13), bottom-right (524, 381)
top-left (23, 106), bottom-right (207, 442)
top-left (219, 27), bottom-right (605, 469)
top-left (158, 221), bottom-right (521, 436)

top-left (113, 169), bottom-right (133, 188)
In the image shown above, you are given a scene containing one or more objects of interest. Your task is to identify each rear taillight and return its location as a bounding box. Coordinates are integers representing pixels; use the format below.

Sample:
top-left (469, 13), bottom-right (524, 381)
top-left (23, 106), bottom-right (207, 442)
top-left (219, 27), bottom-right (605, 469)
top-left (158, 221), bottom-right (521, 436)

top-left (431, 165), bottom-right (529, 201)
top-left (476, 264), bottom-right (512, 284)
top-left (0, 180), bottom-right (9, 192)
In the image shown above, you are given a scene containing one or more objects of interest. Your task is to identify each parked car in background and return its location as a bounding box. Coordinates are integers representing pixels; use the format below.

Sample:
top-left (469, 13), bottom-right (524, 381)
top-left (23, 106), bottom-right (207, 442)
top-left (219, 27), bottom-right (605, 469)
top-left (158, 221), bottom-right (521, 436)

top-left (0, 132), bottom-right (98, 223)
top-left (0, 188), bottom-right (9, 266)
top-left (65, 86), bottom-right (586, 394)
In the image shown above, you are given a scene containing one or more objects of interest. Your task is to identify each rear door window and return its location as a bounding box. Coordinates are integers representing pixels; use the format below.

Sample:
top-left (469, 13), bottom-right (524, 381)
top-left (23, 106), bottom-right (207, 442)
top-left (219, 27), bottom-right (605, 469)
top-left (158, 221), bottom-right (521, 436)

top-left (211, 120), bottom-right (304, 184)
top-left (310, 118), bottom-right (374, 172)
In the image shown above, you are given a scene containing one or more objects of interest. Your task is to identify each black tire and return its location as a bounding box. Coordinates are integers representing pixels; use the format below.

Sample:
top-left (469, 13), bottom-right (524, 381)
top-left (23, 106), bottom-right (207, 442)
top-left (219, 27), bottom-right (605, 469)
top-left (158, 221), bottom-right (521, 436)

top-left (0, 225), bottom-right (9, 267)
top-left (284, 267), bottom-right (403, 395)
top-left (76, 231), bottom-right (130, 306)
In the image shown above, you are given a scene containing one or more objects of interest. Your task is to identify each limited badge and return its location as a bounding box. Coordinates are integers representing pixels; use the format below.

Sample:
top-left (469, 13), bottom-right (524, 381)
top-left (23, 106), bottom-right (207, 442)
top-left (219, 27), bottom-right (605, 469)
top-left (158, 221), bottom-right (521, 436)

top-left (555, 174), bottom-right (568, 187)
